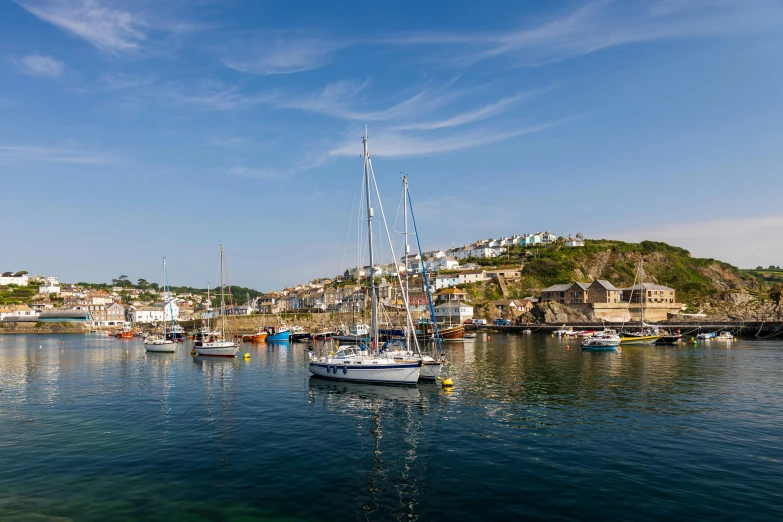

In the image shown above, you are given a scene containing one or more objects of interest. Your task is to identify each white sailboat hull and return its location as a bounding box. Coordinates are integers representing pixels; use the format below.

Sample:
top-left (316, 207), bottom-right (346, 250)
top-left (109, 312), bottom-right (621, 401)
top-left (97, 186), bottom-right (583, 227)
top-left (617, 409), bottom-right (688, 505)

top-left (194, 341), bottom-right (238, 357)
top-left (308, 361), bottom-right (421, 384)
top-left (144, 340), bottom-right (176, 353)
top-left (419, 361), bottom-right (442, 380)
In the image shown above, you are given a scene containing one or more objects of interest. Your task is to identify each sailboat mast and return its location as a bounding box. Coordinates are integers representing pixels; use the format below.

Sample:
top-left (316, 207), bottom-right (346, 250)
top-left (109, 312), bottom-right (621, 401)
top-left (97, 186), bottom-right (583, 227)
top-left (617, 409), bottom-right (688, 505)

top-left (363, 136), bottom-right (378, 347)
top-left (402, 174), bottom-right (410, 348)
top-left (640, 258), bottom-right (644, 329)
top-left (220, 243), bottom-right (226, 337)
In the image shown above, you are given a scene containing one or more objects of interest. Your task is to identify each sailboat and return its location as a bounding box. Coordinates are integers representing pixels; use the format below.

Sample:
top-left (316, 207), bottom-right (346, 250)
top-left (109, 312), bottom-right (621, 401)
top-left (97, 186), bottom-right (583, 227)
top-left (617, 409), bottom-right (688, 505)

top-left (619, 259), bottom-right (661, 345)
top-left (194, 244), bottom-right (240, 357)
top-left (378, 175), bottom-right (444, 380)
top-left (145, 257), bottom-right (177, 353)
top-left (308, 135), bottom-right (421, 384)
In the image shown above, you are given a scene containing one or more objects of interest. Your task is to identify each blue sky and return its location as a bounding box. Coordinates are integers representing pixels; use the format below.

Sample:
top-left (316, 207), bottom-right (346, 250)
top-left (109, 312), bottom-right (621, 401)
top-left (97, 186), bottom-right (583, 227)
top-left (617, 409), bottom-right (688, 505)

top-left (1, 0), bottom-right (782, 289)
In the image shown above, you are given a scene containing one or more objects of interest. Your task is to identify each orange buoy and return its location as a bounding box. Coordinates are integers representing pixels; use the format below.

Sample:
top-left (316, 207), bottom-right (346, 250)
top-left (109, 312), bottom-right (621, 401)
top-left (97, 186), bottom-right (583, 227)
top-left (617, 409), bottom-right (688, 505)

top-left (566, 345), bottom-right (570, 349)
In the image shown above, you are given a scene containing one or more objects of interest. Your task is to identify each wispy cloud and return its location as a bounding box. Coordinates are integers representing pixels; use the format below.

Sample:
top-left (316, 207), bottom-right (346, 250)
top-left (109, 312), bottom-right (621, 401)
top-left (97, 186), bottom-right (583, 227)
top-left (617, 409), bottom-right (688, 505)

top-left (0, 143), bottom-right (117, 164)
top-left (17, 0), bottom-right (148, 53)
top-left (98, 72), bottom-right (155, 89)
top-left (329, 121), bottom-right (562, 158)
top-left (278, 79), bottom-right (464, 122)
top-left (208, 137), bottom-right (252, 149)
top-left (16, 0), bottom-right (205, 55)
top-left (224, 166), bottom-right (280, 180)
top-left (11, 53), bottom-right (64, 77)
top-left (394, 91), bottom-right (534, 131)
top-left (380, 0), bottom-right (783, 67)
top-left (165, 80), bottom-right (275, 111)
top-left (221, 33), bottom-right (348, 75)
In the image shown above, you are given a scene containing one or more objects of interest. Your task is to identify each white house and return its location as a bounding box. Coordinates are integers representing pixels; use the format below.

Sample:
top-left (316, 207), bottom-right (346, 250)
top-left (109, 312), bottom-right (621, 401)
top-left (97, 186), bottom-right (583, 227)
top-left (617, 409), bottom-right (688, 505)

top-left (458, 270), bottom-right (486, 285)
top-left (435, 274), bottom-right (460, 290)
top-left (422, 250), bottom-right (445, 259)
top-left (540, 231), bottom-right (557, 243)
top-left (129, 306), bottom-right (165, 324)
top-left (0, 274), bottom-right (29, 286)
top-left (38, 281), bottom-right (61, 295)
top-left (0, 305), bottom-right (38, 320)
top-left (434, 301), bottom-right (473, 323)
top-left (428, 256), bottom-right (459, 272)
top-left (469, 246), bottom-right (506, 258)
top-left (449, 246), bottom-right (473, 260)
top-left (565, 237), bottom-right (585, 247)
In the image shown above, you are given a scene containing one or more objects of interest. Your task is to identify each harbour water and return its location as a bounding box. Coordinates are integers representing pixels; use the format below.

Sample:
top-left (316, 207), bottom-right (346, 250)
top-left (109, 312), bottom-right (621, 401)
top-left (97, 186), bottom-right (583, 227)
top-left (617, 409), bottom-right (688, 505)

top-left (1, 333), bottom-right (782, 521)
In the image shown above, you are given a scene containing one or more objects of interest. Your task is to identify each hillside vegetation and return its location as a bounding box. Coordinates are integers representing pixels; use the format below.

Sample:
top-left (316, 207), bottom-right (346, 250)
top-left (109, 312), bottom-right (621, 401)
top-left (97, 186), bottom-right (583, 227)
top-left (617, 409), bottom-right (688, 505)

top-left (459, 240), bottom-right (767, 319)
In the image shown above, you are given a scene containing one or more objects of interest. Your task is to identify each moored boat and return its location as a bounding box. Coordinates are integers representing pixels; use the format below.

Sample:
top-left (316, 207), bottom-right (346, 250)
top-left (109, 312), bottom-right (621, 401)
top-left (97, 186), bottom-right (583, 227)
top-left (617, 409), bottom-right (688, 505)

top-left (194, 244), bottom-right (239, 358)
top-left (290, 326), bottom-right (309, 341)
top-left (241, 329), bottom-right (268, 342)
top-left (266, 325), bottom-right (290, 341)
top-left (581, 330), bottom-right (621, 351)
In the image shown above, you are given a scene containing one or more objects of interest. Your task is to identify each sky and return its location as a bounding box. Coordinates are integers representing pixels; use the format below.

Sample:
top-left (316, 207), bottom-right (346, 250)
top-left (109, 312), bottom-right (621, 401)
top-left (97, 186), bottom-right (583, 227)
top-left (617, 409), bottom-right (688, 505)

top-left (1, 0), bottom-right (782, 290)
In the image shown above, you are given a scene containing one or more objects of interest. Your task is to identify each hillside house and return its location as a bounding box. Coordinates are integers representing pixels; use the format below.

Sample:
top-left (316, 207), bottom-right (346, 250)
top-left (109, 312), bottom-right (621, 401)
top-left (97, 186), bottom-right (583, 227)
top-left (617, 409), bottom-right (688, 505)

top-left (458, 269), bottom-right (486, 285)
top-left (435, 288), bottom-right (467, 303)
top-left (434, 301), bottom-right (473, 324)
top-left (435, 274), bottom-right (459, 290)
top-left (587, 280), bottom-right (619, 303)
top-left (621, 283), bottom-right (676, 304)
top-left (0, 273), bottom-right (29, 286)
top-left (565, 237), bottom-right (585, 247)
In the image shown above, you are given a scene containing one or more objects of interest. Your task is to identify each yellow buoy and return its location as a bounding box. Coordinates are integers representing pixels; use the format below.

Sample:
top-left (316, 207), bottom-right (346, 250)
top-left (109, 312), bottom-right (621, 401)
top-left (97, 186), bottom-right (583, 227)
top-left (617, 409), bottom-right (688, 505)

top-left (243, 353), bottom-right (251, 359)
top-left (190, 349), bottom-right (197, 355)
top-left (442, 377), bottom-right (454, 388)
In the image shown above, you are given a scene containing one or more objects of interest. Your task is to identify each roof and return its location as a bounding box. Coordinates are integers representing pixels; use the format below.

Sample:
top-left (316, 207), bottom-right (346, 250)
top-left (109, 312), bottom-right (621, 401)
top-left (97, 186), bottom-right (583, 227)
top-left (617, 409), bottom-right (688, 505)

top-left (2, 316), bottom-right (38, 322)
top-left (460, 269), bottom-right (486, 275)
top-left (542, 283), bottom-right (573, 292)
top-left (623, 283), bottom-right (675, 291)
top-left (39, 310), bottom-right (91, 319)
top-left (492, 299), bottom-right (518, 306)
top-left (591, 279), bottom-right (618, 291)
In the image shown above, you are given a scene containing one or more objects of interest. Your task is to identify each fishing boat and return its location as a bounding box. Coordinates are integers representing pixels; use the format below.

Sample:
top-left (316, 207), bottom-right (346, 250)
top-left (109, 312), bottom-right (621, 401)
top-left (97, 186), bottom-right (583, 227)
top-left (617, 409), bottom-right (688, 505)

top-left (576, 330), bottom-right (596, 338)
top-left (265, 325), bottom-right (290, 341)
top-left (114, 326), bottom-right (134, 339)
top-left (696, 331), bottom-right (716, 340)
top-left (332, 322), bottom-right (370, 342)
top-left (308, 135), bottom-right (421, 384)
top-left (715, 331), bottom-right (735, 341)
top-left (165, 324), bottom-right (186, 341)
top-left (290, 325), bottom-right (309, 341)
top-left (240, 328), bottom-right (268, 342)
top-left (194, 244), bottom-right (239, 357)
top-left (581, 330), bottom-right (621, 351)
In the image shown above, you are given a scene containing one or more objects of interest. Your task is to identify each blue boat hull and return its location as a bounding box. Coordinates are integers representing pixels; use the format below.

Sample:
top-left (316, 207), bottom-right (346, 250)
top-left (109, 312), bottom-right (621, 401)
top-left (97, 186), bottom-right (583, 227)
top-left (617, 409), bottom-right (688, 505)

top-left (266, 331), bottom-right (290, 341)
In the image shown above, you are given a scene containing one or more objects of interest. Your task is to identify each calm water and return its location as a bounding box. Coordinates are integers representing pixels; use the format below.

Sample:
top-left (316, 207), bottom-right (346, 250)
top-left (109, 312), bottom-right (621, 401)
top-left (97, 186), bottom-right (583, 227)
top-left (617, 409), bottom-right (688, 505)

top-left (1, 333), bottom-right (782, 521)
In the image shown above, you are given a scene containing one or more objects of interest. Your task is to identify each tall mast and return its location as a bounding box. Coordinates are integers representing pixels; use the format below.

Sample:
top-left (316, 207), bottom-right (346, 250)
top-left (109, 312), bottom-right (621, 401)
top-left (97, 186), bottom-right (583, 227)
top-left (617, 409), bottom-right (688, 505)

top-left (220, 243), bottom-right (226, 337)
top-left (402, 174), bottom-right (410, 349)
top-left (640, 258), bottom-right (644, 329)
top-left (363, 136), bottom-right (377, 347)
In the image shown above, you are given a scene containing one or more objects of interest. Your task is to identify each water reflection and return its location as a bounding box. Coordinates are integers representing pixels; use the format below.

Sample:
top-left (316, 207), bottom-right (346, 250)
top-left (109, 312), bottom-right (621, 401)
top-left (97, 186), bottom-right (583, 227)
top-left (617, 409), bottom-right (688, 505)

top-left (308, 378), bottom-right (442, 520)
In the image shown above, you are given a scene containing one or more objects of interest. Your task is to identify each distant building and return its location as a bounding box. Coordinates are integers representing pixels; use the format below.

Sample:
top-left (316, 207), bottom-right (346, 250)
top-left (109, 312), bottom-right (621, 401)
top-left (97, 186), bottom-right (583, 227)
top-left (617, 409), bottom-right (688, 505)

top-left (435, 274), bottom-right (459, 290)
top-left (458, 269), bottom-right (486, 285)
top-left (0, 273), bottom-right (29, 286)
top-left (621, 283), bottom-right (676, 304)
top-left (434, 301), bottom-right (473, 324)
top-left (37, 281), bottom-right (61, 295)
top-left (565, 237), bottom-right (585, 247)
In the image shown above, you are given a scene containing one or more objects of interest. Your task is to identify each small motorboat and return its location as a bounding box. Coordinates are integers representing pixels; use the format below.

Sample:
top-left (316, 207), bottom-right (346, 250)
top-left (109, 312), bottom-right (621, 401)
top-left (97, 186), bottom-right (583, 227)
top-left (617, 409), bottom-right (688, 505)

top-left (655, 331), bottom-right (683, 345)
top-left (290, 326), bottom-right (310, 341)
top-left (311, 329), bottom-right (334, 341)
top-left (696, 331), bottom-right (716, 340)
top-left (715, 331), bottom-right (735, 341)
top-left (581, 330), bottom-right (620, 351)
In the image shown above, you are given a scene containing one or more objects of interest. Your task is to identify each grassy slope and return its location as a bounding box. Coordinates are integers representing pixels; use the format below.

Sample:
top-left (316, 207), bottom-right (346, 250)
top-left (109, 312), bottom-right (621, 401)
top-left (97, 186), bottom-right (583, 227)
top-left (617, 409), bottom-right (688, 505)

top-left (496, 240), bottom-right (758, 306)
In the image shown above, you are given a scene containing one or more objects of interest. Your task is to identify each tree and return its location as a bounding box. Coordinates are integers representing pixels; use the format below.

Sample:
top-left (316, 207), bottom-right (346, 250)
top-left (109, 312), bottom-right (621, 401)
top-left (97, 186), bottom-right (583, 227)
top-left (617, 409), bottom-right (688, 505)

top-left (576, 232), bottom-right (584, 239)
top-left (757, 266), bottom-right (764, 270)
top-left (769, 265), bottom-right (776, 270)
top-left (138, 279), bottom-right (149, 289)
top-left (13, 271), bottom-right (28, 277)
